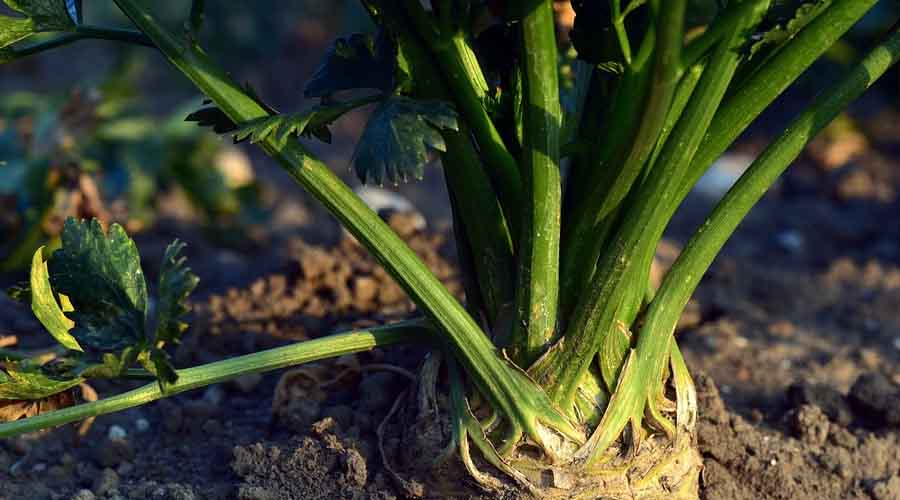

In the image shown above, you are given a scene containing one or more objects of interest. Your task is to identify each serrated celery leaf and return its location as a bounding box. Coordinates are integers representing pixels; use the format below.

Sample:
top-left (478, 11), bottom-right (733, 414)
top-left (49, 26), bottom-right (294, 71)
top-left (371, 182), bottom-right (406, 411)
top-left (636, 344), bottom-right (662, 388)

top-left (232, 97), bottom-right (377, 148)
top-left (352, 97), bottom-right (458, 185)
top-left (1, 0), bottom-right (75, 49)
top-left (47, 218), bottom-right (148, 352)
top-left (0, 364), bottom-right (82, 400)
top-left (155, 240), bottom-right (198, 345)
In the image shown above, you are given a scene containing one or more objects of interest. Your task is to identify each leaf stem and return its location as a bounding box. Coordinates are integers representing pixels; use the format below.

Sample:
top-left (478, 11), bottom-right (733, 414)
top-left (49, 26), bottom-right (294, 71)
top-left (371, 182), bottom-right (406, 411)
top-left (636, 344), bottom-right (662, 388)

top-left (559, 0), bottom-right (684, 322)
top-left (677, 0), bottom-right (879, 201)
top-left (594, 22), bottom-right (900, 463)
top-left (0, 323), bottom-right (425, 438)
top-left (401, 0), bottom-right (524, 238)
top-left (0, 26), bottom-right (152, 63)
top-left (508, 0), bottom-right (562, 366)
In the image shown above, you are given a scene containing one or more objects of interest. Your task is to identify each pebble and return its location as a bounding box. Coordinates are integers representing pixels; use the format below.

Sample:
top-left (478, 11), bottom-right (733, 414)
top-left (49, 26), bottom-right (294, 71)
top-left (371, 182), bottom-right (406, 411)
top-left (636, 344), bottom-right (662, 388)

top-left (31, 462), bottom-right (47, 473)
top-left (203, 385), bottom-right (226, 406)
top-left (775, 230), bottom-right (804, 253)
top-left (108, 425), bottom-right (128, 440)
top-left (70, 490), bottom-right (96, 500)
top-left (354, 186), bottom-right (426, 230)
top-left (133, 418), bottom-right (150, 433)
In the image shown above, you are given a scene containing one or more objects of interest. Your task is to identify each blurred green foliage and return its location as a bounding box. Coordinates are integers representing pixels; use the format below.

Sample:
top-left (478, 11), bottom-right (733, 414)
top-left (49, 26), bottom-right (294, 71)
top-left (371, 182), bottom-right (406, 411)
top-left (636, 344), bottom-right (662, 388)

top-left (0, 56), bottom-right (267, 272)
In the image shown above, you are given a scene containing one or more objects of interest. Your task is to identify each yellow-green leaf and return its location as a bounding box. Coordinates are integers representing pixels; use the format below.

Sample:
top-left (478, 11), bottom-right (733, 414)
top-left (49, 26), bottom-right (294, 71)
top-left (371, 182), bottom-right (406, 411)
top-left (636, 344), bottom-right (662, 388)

top-left (29, 246), bottom-right (83, 352)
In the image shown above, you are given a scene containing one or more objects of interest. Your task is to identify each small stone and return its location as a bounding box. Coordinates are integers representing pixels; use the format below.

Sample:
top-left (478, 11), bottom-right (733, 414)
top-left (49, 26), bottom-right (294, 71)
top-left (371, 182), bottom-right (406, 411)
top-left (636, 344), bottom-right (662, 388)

top-left (93, 468), bottom-right (119, 496)
top-left (203, 385), bottom-right (226, 406)
top-left (787, 382), bottom-right (854, 426)
top-left (107, 425), bottom-right (128, 440)
top-left (70, 490), bottom-right (96, 500)
top-left (768, 320), bottom-right (796, 338)
top-left (230, 373), bottom-right (263, 394)
top-left (31, 462), bottom-right (47, 473)
top-left (134, 418), bottom-right (150, 433)
top-left (775, 230), bottom-right (804, 253)
top-left (352, 276), bottom-right (379, 304)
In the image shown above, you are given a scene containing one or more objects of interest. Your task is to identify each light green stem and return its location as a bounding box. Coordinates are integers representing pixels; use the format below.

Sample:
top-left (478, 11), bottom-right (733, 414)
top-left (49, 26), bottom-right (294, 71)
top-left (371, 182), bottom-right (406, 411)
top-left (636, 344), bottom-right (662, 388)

top-left (588, 22), bottom-right (900, 464)
top-left (0, 324), bottom-right (424, 438)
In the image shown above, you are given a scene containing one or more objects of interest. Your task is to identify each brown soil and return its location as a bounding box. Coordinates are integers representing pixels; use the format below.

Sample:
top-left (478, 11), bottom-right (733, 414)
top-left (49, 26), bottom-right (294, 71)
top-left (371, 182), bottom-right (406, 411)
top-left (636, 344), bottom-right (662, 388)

top-left (2, 108), bottom-right (900, 499)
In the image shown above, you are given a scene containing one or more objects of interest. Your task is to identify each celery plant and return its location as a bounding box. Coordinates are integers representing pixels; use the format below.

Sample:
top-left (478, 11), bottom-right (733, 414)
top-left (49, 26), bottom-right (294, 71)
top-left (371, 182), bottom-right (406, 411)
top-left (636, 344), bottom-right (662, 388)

top-left (2, 1), bottom-right (899, 497)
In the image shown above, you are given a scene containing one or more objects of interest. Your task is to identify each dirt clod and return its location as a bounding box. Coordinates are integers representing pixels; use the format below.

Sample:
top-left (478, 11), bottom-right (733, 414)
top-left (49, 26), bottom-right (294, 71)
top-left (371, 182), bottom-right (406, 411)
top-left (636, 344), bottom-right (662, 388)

top-left (791, 404), bottom-right (830, 446)
top-left (231, 431), bottom-right (385, 500)
top-left (848, 372), bottom-right (900, 427)
top-left (870, 475), bottom-right (900, 500)
top-left (92, 467), bottom-right (119, 496)
top-left (787, 382), bottom-right (854, 426)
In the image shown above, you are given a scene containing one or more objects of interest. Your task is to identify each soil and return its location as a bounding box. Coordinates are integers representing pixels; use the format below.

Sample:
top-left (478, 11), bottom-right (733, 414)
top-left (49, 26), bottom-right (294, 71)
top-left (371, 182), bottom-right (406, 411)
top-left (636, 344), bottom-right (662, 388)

top-left (2, 63), bottom-right (900, 500)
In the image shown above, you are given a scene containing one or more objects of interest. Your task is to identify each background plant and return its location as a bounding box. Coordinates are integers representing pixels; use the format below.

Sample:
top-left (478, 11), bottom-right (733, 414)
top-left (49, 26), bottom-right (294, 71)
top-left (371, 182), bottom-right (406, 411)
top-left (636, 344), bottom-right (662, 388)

top-left (0, 59), bottom-right (268, 272)
top-left (0, 0), bottom-right (898, 496)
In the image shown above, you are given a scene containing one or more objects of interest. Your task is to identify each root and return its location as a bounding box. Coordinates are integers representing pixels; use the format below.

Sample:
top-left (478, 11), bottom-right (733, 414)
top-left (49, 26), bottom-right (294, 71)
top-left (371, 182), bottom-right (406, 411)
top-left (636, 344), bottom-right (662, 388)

top-left (376, 347), bottom-right (702, 499)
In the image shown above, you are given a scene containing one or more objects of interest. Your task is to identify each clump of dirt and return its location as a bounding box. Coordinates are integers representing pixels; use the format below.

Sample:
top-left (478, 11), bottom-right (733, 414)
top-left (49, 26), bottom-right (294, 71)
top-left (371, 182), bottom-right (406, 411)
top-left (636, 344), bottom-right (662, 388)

top-left (193, 212), bottom-right (461, 350)
top-left (696, 372), bottom-right (900, 500)
top-left (231, 420), bottom-right (394, 500)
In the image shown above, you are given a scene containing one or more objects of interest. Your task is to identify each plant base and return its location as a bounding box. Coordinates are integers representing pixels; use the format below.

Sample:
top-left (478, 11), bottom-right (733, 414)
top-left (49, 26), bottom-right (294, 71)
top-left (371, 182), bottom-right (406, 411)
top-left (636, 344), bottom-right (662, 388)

top-left (380, 361), bottom-right (702, 499)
